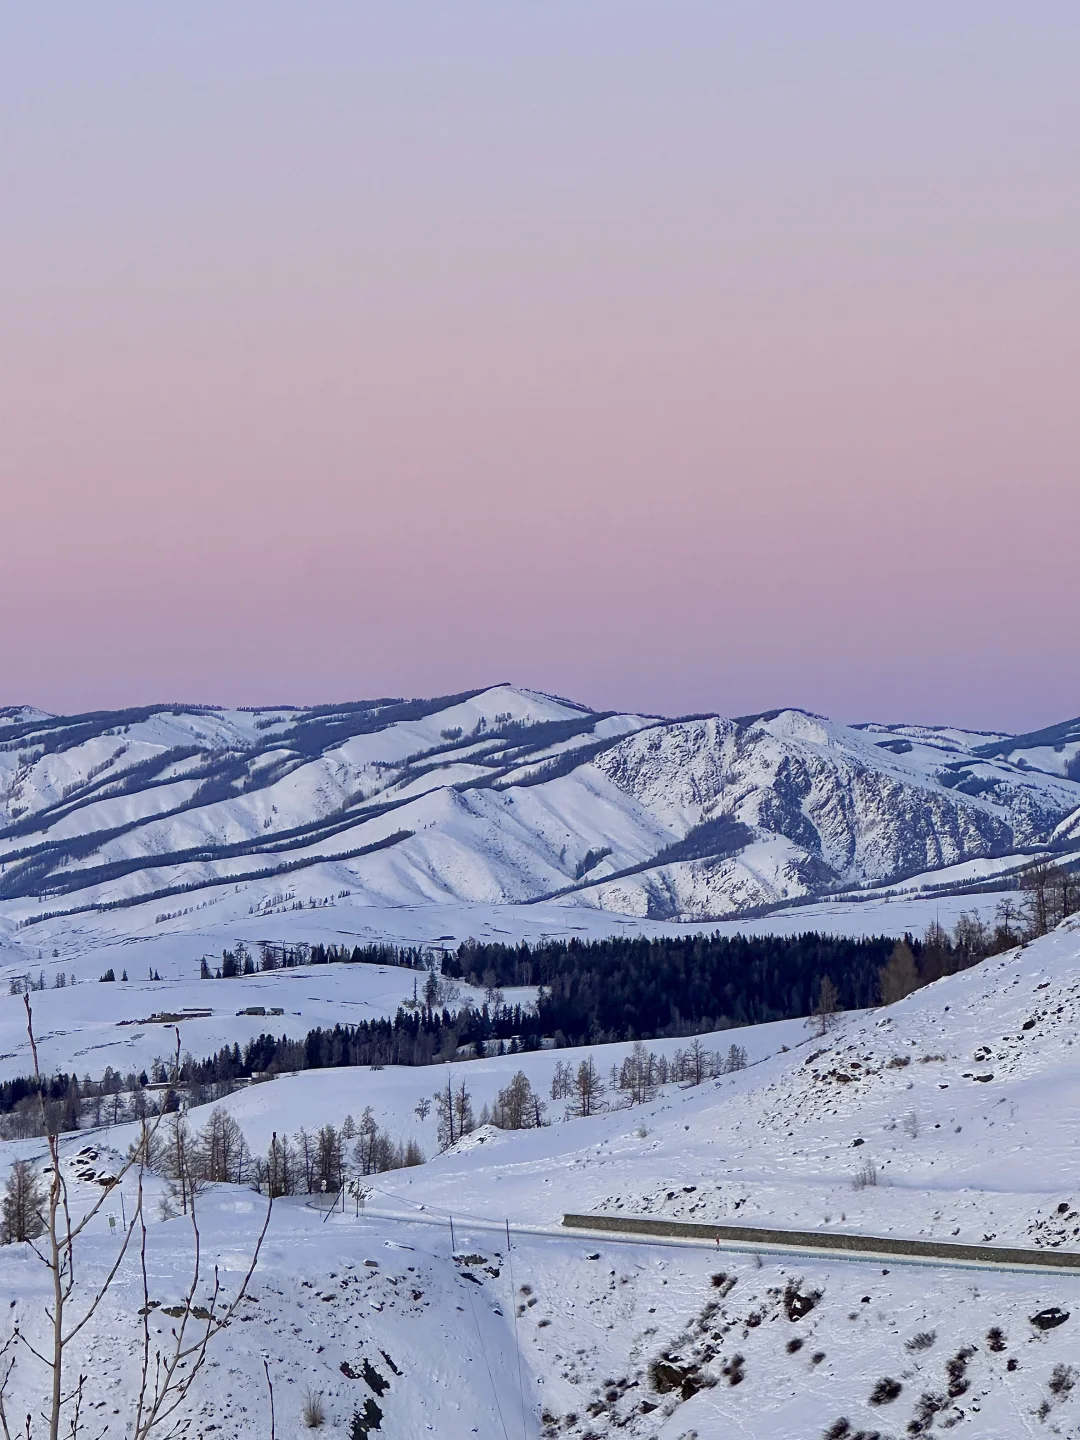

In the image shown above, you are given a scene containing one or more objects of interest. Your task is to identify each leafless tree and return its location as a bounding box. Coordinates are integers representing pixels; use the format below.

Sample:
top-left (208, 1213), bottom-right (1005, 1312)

top-left (614, 1042), bottom-right (658, 1106)
top-left (130, 1171), bottom-right (270, 1440)
top-left (879, 939), bottom-right (920, 1005)
top-left (684, 1037), bottom-right (713, 1086)
top-left (451, 1077), bottom-right (474, 1142)
top-left (952, 912), bottom-right (989, 965)
top-left (294, 1128), bottom-right (316, 1194)
top-left (550, 1060), bottom-right (573, 1102)
top-left (1047, 865), bottom-right (1079, 926)
top-left (811, 976), bottom-right (839, 1037)
top-left (161, 1114), bottom-right (206, 1217)
top-left (1021, 862), bottom-right (1055, 937)
top-left (569, 1057), bottom-right (605, 1117)
top-left (252, 1130), bottom-right (296, 1198)
top-left (919, 920), bottom-right (952, 982)
top-left (491, 1072), bottom-right (546, 1130)
top-left (0, 998), bottom-right (271, 1440)
top-left (199, 1108), bottom-right (247, 1186)
top-left (993, 896), bottom-right (1022, 950)
top-left (432, 1075), bottom-right (474, 1151)
top-left (1, 1162), bottom-right (45, 1246)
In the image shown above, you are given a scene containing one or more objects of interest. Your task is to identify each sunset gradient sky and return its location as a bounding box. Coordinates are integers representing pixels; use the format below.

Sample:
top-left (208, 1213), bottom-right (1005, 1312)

top-left (2, 4), bottom-right (1077, 729)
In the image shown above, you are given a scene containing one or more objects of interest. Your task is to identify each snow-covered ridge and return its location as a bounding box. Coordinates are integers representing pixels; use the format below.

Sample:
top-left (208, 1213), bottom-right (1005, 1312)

top-left (1, 686), bottom-right (1077, 931)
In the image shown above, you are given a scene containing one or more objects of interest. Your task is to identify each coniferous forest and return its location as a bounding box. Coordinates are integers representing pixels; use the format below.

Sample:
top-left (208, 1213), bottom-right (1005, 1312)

top-left (2, 919), bottom-right (1012, 1132)
top-left (444, 931), bottom-right (900, 1039)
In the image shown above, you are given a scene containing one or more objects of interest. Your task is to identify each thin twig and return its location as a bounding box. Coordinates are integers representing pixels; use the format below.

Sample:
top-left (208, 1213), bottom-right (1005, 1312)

top-left (263, 1362), bottom-right (274, 1440)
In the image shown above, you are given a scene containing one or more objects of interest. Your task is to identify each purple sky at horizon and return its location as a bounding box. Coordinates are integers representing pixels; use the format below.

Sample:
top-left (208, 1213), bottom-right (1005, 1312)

top-left (2, 4), bottom-right (1077, 731)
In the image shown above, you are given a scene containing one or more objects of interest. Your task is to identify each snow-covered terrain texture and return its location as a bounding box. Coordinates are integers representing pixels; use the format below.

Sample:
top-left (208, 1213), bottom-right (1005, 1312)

top-left (6, 924), bottom-right (1080, 1437)
top-left (0, 691), bottom-right (1077, 938)
top-left (0, 956), bottom-right (436, 1084)
top-left (2, 689), bottom-right (1078, 937)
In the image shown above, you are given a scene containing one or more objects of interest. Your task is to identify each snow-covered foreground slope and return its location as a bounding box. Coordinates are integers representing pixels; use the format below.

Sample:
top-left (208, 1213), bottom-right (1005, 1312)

top-left (2, 688), bottom-right (1078, 940)
top-left (4, 921), bottom-right (1080, 1437)
top-left (315, 920), bottom-right (1080, 1256)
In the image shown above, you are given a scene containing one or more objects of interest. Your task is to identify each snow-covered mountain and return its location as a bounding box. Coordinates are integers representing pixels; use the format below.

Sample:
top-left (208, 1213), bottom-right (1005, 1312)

top-left (1, 687), bottom-right (1078, 931)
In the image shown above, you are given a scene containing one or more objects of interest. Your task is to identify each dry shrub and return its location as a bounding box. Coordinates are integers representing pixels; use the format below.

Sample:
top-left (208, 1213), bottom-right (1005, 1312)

top-left (302, 1387), bottom-right (326, 1428)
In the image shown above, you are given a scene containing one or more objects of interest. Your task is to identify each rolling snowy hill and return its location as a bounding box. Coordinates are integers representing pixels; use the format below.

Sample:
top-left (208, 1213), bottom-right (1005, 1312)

top-left (2, 688), bottom-right (1078, 949)
top-left (3, 908), bottom-right (1080, 1438)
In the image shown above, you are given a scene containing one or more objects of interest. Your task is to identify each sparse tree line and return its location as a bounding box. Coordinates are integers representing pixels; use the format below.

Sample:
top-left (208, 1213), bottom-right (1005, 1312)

top-left (3, 1040), bottom-right (745, 1231)
top-left (0, 925), bottom-right (994, 1137)
top-left (3, 1105), bottom-right (422, 1246)
top-left (7, 970), bottom-right (76, 994)
top-left (549, 1037), bottom-right (749, 1115)
top-left (0, 1060), bottom-right (164, 1139)
top-left (203, 938), bottom-right (429, 979)
top-left (1014, 862), bottom-right (1079, 938)
top-left (0, 997), bottom-right (541, 1137)
top-left (139, 1105), bottom-right (426, 1210)
top-left (6, 1043), bottom-right (731, 1233)
top-left (874, 874), bottom-right (1079, 1008)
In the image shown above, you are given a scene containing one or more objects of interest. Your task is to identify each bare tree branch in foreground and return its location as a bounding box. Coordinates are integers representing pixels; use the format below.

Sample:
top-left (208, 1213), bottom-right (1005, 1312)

top-left (0, 999), bottom-right (271, 1440)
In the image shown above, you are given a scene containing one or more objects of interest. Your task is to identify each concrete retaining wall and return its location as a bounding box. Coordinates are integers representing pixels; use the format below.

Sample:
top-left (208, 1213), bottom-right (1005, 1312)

top-left (562, 1213), bottom-right (1080, 1271)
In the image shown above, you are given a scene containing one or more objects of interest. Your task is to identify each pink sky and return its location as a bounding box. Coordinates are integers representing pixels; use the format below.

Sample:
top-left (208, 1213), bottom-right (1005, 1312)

top-left (1, 5), bottom-right (1077, 729)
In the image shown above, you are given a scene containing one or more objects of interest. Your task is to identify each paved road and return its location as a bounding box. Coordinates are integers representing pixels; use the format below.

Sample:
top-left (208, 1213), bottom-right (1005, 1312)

top-left (308, 1191), bottom-right (1080, 1276)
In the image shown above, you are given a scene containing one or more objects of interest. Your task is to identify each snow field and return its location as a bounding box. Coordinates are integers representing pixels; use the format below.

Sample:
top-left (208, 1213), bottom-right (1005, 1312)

top-left (5, 906), bottom-right (1080, 1433)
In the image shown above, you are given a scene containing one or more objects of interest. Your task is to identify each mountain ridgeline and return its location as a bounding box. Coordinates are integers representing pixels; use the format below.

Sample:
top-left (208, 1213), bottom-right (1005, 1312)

top-left (1, 688), bottom-right (1078, 925)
